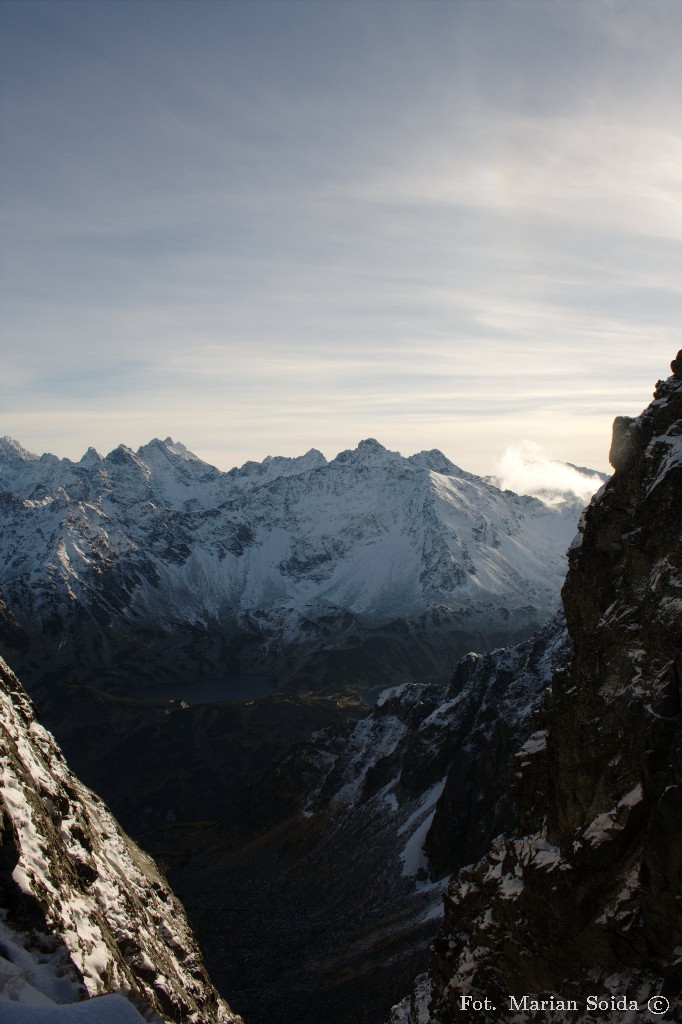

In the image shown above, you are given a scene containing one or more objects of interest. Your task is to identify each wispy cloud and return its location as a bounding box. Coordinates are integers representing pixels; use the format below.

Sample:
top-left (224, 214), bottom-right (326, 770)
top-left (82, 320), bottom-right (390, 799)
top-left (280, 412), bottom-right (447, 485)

top-left (0, 1), bottom-right (680, 473)
top-left (347, 113), bottom-right (682, 241)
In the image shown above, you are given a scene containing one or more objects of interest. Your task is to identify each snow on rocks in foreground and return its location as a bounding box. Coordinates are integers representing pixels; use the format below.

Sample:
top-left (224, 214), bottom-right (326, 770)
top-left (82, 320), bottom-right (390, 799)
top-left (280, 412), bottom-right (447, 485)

top-left (0, 656), bottom-right (241, 1024)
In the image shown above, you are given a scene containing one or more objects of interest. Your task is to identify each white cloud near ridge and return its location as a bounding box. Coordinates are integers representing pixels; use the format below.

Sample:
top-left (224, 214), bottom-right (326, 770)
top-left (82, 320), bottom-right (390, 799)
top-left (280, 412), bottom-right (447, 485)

top-left (494, 441), bottom-right (606, 504)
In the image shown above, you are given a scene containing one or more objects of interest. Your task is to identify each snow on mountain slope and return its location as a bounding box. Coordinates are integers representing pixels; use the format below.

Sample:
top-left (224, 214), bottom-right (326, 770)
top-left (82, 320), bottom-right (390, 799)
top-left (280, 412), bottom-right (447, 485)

top-left (0, 654), bottom-right (241, 1023)
top-left (0, 435), bottom-right (588, 691)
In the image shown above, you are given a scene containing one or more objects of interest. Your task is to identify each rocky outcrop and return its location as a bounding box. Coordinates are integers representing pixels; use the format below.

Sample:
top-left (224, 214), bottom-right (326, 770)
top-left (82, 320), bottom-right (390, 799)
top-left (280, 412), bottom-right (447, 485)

top-left (395, 353), bottom-right (682, 1022)
top-left (0, 591), bottom-right (28, 661)
top-left (423, 618), bottom-right (570, 881)
top-left (0, 655), bottom-right (242, 1022)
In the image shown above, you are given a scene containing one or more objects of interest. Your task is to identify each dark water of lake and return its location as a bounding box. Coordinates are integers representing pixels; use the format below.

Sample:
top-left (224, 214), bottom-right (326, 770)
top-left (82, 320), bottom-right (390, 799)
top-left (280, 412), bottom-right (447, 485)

top-left (135, 675), bottom-right (276, 704)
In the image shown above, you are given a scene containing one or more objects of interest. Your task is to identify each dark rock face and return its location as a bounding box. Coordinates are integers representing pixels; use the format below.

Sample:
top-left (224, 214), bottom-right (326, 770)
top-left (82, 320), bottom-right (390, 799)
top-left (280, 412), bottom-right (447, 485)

top-left (400, 354), bottom-right (682, 1022)
top-left (0, 654), bottom-right (242, 1022)
top-left (671, 351), bottom-right (682, 378)
top-left (0, 591), bottom-right (29, 659)
top-left (423, 619), bottom-right (570, 881)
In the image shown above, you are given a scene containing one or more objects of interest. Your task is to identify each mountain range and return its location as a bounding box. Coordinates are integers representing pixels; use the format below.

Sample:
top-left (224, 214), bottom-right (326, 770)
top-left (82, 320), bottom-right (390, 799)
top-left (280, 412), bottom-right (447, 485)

top-left (0, 436), bottom-right (594, 699)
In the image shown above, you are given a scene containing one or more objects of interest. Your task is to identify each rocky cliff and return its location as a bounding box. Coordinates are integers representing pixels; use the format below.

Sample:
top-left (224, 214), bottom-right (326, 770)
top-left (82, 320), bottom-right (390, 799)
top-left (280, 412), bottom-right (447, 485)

top-left (0, 654), bottom-right (242, 1022)
top-left (394, 354), bottom-right (682, 1022)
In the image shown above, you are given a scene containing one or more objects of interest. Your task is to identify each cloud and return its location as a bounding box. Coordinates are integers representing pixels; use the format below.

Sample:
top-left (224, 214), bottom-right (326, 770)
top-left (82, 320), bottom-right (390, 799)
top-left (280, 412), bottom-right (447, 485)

top-left (494, 441), bottom-right (607, 505)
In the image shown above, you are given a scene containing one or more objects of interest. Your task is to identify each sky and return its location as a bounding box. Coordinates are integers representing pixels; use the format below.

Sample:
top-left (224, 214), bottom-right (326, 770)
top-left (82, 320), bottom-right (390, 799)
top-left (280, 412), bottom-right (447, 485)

top-left (1, 0), bottom-right (680, 481)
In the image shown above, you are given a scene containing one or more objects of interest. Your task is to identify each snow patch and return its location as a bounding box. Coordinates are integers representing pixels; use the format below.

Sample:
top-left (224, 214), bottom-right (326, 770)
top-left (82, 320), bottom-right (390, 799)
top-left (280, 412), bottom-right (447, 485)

top-left (399, 778), bottom-right (447, 879)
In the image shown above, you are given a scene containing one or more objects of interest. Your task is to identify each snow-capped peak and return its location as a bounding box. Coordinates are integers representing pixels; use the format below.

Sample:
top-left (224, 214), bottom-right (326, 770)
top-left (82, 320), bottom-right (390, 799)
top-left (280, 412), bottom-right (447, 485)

top-left (79, 447), bottom-right (102, 466)
top-left (332, 438), bottom-right (403, 468)
top-left (138, 437), bottom-right (203, 463)
top-left (228, 447), bottom-right (327, 490)
top-left (407, 449), bottom-right (463, 476)
top-left (0, 436), bottom-right (40, 463)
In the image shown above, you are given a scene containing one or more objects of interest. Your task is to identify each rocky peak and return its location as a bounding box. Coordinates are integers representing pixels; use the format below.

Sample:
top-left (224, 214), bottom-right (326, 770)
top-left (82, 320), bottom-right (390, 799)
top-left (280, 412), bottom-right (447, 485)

top-left (228, 447), bottom-right (327, 489)
top-left (407, 449), bottom-right (462, 476)
top-left (138, 437), bottom-right (204, 463)
top-left (671, 349), bottom-right (682, 379)
top-left (104, 443), bottom-right (147, 468)
top-left (332, 437), bottom-right (398, 466)
top-left (0, 436), bottom-right (38, 463)
top-left (296, 446), bottom-right (327, 468)
top-left (79, 446), bottom-right (102, 466)
top-left (555, 353), bottom-right (681, 832)
top-left (609, 352), bottom-right (682, 475)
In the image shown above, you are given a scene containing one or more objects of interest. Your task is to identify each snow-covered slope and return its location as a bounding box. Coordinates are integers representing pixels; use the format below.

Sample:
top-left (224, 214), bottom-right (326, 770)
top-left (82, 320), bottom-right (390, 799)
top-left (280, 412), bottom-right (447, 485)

top-left (0, 654), bottom-right (242, 1023)
top-left (0, 436), bottom-right (585, 692)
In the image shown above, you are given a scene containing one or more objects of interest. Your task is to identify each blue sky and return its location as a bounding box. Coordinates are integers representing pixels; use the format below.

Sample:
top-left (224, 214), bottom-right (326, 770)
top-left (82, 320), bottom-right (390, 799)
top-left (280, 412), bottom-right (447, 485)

top-left (1, 0), bottom-right (680, 477)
